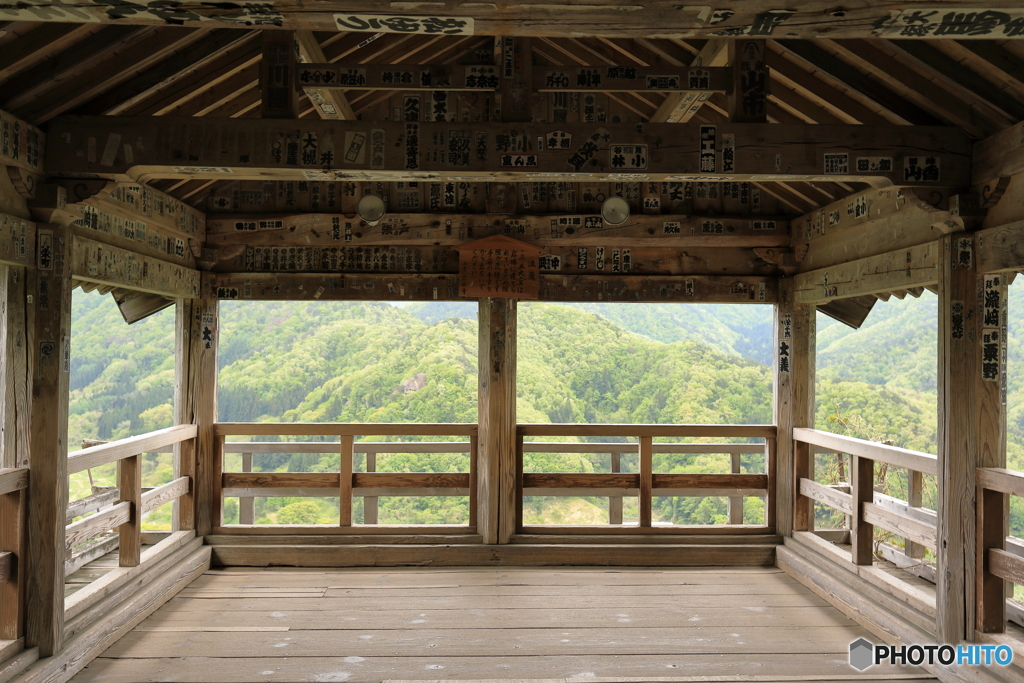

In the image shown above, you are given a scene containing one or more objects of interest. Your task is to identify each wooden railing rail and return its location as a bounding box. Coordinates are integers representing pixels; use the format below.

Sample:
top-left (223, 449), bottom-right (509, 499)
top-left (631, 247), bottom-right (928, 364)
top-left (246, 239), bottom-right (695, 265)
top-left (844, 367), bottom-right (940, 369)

top-left (0, 467), bottom-right (28, 641)
top-left (518, 425), bottom-right (775, 530)
top-left (977, 467), bottom-right (1024, 633)
top-left (214, 423), bottom-right (478, 529)
top-left (64, 426), bottom-right (197, 571)
top-left (793, 429), bottom-right (938, 567)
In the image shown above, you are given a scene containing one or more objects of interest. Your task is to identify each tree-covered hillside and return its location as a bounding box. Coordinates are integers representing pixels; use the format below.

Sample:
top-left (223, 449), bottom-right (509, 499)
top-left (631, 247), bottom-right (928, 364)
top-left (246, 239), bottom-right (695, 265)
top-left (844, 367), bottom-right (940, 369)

top-left (64, 285), bottom-right (1024, 529)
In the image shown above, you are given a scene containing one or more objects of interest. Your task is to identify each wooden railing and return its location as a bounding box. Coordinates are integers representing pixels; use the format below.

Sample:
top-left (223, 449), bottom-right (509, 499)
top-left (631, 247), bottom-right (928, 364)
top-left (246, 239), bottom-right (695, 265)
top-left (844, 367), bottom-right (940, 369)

top-left (518, 424), bottom-right (776, 531)
top-left (66, 424), bottom-right (197, 569)
top-left (977, 467), bottom-right (1024, 633)
top-left (214, 423), bottom-right (477, 530)
top-left (793, 428), bottom-right (938, 566)
top-left (1, 467), bottom-right (28, 642)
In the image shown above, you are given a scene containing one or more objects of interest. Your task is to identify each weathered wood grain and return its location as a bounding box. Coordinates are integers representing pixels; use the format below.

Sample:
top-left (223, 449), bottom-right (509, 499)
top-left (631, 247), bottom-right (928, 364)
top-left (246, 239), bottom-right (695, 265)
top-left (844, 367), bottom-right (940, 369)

top-left (794, 241), bottom-right (941, 304)
top-left (799, 478), bottom-right (853, 516)
top-left (45, 117), bottom-right (972, 187)
top-left (71, 235), bottom-right (200, 299)
top-left (937, 232), bottom-right (977, 644)
top-left (68, 425), bottom-right (197, 474)
top-left (793, 428), bottom-right (938, 476)
top-left (24, 223), bottom-right (72, 657)
top-left (202, 272), bottom-right (780, 304)
top-left (204, 212), bottom-right (790, 249)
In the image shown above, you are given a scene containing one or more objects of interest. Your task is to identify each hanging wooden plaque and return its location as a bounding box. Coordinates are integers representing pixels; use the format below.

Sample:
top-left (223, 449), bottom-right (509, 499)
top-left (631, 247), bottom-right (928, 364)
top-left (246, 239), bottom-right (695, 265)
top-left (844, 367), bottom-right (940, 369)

top-left (454, 234), bottom-right (543, 299)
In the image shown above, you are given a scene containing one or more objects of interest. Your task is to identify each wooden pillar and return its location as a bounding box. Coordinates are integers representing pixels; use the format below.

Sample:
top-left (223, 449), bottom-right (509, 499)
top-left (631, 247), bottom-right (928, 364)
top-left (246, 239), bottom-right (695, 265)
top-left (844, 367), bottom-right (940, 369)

top-left (477, 298), bottom-right (517, 544)
top-left (173, 300), bottom-right (195, 531)
top-left (729, 39), bottom-right (768, 123)
top-left (1, 264), bottom-right (29, 643)
top-left (976, 271), bottom-right (1009, 632)
top-left (260, 30), bottom-right (299, 119)
top-left (25, 224), bottom-right (72, 657)
top-left (776, 278), bottom-right (814, 536)
top-left (937, 234), bottom-right (979, 644)
top-left (178, 298), bottom-right (219, 536)
top-left (2, 265), bottom-right (31, 470)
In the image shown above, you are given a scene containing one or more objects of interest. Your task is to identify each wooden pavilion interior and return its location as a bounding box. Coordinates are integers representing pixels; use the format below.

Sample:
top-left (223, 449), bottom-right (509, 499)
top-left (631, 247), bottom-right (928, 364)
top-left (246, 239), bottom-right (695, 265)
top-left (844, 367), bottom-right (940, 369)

top-left (5, 2), bottom-right (1024, 681)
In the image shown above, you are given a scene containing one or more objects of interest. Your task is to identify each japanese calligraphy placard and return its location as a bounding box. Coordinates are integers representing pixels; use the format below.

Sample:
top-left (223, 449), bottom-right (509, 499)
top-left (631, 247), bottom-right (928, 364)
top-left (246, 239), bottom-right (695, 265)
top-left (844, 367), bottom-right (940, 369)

top-left (454, 235), bottom-right (542, 299)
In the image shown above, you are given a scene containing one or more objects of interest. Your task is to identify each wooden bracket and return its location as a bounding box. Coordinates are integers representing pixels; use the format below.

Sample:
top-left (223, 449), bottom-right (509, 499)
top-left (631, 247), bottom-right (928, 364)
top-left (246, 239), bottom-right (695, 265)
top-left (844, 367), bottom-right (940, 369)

top-left (753, 247), bottom-right (800, 275)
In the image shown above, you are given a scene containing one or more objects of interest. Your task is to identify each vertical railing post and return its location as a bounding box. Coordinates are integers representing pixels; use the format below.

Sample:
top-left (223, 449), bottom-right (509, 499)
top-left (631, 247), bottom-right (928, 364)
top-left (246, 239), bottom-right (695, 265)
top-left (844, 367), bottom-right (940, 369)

top-left (850, 454), bottom-right (874, 565)
top-left (0, 484), bottom-right (25, 640)
top-left (469, 433), bottom-right (478, 529)
top-left (118, 453), bottom-right (142, 567)
top-left (765, 437), bottom-right (777, 530)
top-left (793, 438), bottom-right (811, 532)
top-left (977, 484), bottom-right (1006, 633)
top-left (514, 429), bottom-right (524, 534)
top-left (173, 300), bottom-right (196, 532)
top-left (728, 452), bottom-right (743, 525)
top-left (905, 469), bottom-right (924, 560)
top-left (339, 434), bottom-right (354, 527)
top-left (639, 436), bottom-right (653, 528)
top-left (609, 450), bottom-right (622, 525)
top-left (363, 448), bottom-right (377, 525)
top-left (238, 452), bottom-right (254, 525)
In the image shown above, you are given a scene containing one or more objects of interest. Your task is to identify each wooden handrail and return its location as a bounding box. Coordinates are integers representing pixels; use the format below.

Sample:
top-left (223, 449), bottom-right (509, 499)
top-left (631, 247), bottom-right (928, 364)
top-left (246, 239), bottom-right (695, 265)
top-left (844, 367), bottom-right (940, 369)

top-left (793, 428), bottom-right (937, 476)
top-left (220, 440), bottom-right (767, 454)
top-left (0, 468), bottom-right (28, 495)
top-left (65, 502), bottom-right (131, 552)
top-left (519, 423), bottom-right (775, 438)
top-left (142, 477), bottom-right (190, 516)
top-left (977, 468), bottom-right (1024, 498)
top-left (68, 424), bottom-right (198, 474)
top-left (214, 423), bottom-right (478, 436)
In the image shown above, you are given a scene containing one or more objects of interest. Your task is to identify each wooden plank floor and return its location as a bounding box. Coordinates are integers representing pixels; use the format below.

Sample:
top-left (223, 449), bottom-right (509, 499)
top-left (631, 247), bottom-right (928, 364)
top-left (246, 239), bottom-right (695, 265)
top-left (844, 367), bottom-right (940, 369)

top-left (69, 566), bottom-right (935, 682)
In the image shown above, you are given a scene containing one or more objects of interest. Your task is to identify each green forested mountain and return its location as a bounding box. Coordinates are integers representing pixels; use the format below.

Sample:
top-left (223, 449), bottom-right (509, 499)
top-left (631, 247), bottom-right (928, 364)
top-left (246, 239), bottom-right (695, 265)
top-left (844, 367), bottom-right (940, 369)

top-left (65, 285), bottom-right (1024, 529)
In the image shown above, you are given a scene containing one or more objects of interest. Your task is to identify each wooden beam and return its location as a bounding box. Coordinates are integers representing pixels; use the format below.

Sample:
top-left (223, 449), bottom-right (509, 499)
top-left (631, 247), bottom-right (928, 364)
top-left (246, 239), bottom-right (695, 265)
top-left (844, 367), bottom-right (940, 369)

top-left (977, 220), bottom-right (1024, 274)
top-left (794, 187), bottom-right (965, 273)
top-left (652, 39), bottom-right (729, 123)
top-left (477, 298), bottom-right (516, 544)
top-left (70, 235), bottom-right (201, 299)
top-left (204, 212), bottom-right (789, 249)
top-left (974, 120), bottom-right (1024, 190)
top-left (0, 212), bottom-right (36, 269)
top-left (729, 39), bottom-right (767, 123)
top-left (937, 232), bottom-right (978, 644)
top-left (45, 117), bottom-right (973, 187)
top-left (793, 241), bottom-right (941, 305)
top-left (0, 108), bottom-right (44, 176)
top-left (24, 223), bottom-right (72, 657)
top-left (202, 272), bottom-right (778, 304)
top-left (260, 30), bottom-right (299, 119)
top-left (295, 31), bottom-right (356, 120)
top-left (0, 2), bottom-right (1020, 39)
top-left (775, 278), bottom-right (814, 537)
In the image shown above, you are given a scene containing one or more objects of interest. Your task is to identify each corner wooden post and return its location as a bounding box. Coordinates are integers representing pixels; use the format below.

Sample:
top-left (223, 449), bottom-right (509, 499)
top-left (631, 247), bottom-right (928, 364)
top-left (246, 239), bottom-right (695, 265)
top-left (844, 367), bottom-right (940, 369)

top-left (25, 224), bottom-right (72, 657)
top-left (776, 278), bottom-right (814, 536)
top-left (729, 39), bottom-right (767, 123)
top-left (173, 300), bottom-right (196, 532)
top-left (260, 30), bottom-right (299, 119)
top-left (937, 234), bottom-right (978, 644)
top-left (182, 298), bottom-right (219, 536)
top-left (2, 265), bottom-right (31, 470)
top-left (117, 454), bottom-right (142, 567)
top-left (477, 298), bottom-right (517, 544)
top-left (850, 455), bottom-right (874, 565)
top-left (1, 264), bottom-right (30, 643)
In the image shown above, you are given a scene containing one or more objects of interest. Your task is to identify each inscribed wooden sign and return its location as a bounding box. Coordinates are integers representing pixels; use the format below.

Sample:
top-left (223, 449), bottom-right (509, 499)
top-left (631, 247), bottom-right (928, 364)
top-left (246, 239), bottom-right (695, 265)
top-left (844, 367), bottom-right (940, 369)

top-left (454, 235), bottom-right (542, 299)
